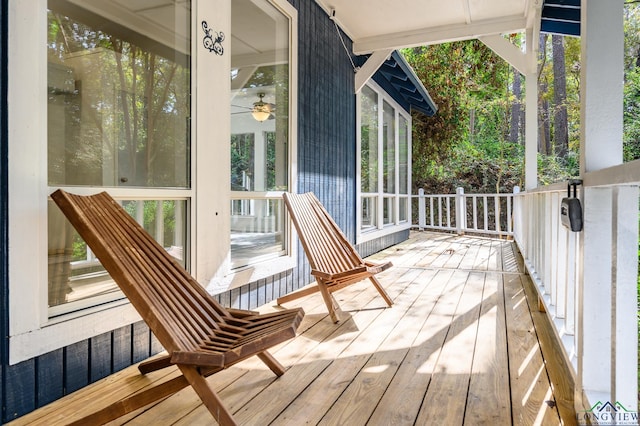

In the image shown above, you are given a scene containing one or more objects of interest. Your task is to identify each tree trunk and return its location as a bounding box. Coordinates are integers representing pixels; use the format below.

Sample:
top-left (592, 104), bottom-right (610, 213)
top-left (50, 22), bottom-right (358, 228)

top-left (510, 68), bottom-right (522, 144)
top-left (538, 34), bottom-right (551, 155)
top-left (552, 35), bottom-right (569, 159)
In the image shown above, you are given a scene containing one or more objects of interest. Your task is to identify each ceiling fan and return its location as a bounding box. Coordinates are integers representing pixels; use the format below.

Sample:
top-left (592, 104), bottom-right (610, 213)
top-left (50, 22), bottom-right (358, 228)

top-left (232, 92), bottom-right (276, 122)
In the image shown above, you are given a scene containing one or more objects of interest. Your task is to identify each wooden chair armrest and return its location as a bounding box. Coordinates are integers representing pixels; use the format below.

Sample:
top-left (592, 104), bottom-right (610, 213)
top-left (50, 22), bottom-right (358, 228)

top-left (311, 266), bottom-right (369, 281)
top-left (364, 260), bottom-right (393, 273)
top-left (227, 308), bottom-right (260, 318)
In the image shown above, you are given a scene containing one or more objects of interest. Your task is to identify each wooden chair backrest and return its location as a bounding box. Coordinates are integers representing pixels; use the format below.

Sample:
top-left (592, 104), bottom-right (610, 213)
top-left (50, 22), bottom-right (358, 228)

top-left (283, 192), bottom-right (364, 276)
top-left (51, 190), bottom-right (230, 355)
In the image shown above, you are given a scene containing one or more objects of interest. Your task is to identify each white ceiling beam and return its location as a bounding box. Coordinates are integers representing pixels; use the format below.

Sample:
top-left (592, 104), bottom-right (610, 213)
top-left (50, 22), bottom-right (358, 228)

top-left (231, 66), bottom-right (258, 91)
top-left (231, 49), bottom-right (289, 68)
top-left (352, 15), bottom-right (527, 55)
top-left (354, 49), bottom-right (393, 93)
top-left (478, 35), bottom-right (531, 75)
top-left (526, 0), bottom-right (544, 30)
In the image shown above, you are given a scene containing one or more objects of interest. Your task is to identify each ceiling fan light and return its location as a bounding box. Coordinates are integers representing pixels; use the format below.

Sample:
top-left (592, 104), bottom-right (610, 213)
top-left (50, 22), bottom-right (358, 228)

top-left (251, 105), bottom-right (271, 122)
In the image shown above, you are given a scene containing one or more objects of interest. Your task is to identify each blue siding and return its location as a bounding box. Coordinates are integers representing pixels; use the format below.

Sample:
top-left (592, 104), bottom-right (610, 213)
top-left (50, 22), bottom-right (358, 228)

top-left (357, 229), bottom-right (411, 258)
top-left (0, 1), bottom-right (408, 422)
top-left (1, 1), bottom-right (9, 422)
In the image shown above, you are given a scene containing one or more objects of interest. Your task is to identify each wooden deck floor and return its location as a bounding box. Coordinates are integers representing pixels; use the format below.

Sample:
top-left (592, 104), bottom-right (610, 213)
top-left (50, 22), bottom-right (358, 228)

top-left (10, 231), bottom-right (576, 425)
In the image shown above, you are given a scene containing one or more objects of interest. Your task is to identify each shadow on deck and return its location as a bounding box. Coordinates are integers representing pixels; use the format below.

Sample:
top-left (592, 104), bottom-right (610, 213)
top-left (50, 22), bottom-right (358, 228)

top-left (9, 231), bottom-right (576, 425)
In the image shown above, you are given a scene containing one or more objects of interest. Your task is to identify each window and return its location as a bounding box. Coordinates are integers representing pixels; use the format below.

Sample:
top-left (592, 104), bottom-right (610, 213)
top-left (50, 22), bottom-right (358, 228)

top-left (357, 82), bottom-right (412, 243)
top-left (360, 85), bottom-right (379, 231)
top-left (229, 0), bottom-right (295, 271)
top-left (46, 3), bottom-right (190, 316)
top-left (9, 0), bottom-right (296, 363)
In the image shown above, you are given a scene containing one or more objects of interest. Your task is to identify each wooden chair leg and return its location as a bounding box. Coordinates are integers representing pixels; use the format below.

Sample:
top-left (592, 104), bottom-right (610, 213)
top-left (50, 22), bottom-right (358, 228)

top-left (179, 365), bottom-right (237, 426)
top-left (369, 276), bottom-right (394, 306)
top-left (68, 375), bottom-right (190, 426)
top-left (257, 351), bottom-right (286, 376)
top-left (276, 284), bottom-right (321, 305)
top-left (317, 281), bottom-right (342, 323)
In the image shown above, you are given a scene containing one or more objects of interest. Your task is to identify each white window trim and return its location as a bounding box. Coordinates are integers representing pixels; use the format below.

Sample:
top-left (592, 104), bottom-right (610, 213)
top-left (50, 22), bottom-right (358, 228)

top-left (8, 0), bottom-right (297, 364)
top-left (8, 0), bottom-right (201, 364)
top-left (205, 0), bottom-right (298, 295)
top-left (356, 81), bottom-right (412, 245)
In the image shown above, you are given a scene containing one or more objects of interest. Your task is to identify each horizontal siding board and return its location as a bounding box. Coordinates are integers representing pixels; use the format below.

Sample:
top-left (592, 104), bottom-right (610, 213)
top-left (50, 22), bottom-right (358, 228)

top-left (357, 230), bottom-right (410, 258)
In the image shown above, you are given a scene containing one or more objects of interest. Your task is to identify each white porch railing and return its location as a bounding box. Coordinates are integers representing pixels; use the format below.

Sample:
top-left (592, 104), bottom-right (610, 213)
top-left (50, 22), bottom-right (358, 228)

top-left (513, 160), bottom-right (640, 414)
top-left (413, 187), bottom-right (516, 237)
top-left (413, 173), bottom-right (639, 413)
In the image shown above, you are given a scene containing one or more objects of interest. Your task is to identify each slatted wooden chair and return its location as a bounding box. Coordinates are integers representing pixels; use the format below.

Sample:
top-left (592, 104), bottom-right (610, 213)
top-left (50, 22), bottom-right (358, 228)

top-left (277, 192), bottom-right (393, 323)
top-left (50, 189), bottom-right (305, 426)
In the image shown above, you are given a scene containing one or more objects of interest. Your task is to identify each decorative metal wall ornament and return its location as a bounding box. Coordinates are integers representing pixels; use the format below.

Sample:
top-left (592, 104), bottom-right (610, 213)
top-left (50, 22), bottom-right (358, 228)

top-left (201, 21), bottom-right (224, 55)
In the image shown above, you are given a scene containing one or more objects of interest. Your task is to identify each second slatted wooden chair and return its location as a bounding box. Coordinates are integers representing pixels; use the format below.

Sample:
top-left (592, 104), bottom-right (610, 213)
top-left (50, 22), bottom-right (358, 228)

top-left (277, 192), bottom-right (393, 323)
top-left (51, 189), bottom-right (305, 426)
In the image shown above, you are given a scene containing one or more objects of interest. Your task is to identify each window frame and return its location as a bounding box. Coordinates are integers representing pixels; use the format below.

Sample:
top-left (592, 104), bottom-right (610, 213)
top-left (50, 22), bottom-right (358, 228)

top-left (7, 0), bottom-right (298, 364)
top-left (213, 0), bottom-right (298, 292)
top-left (356, 81), bottom-right (412, 245)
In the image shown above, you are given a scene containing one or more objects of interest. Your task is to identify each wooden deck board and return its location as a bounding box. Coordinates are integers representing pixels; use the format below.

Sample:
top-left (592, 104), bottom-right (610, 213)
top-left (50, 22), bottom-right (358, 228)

top-left (9, 231), bottom-right (576, 426)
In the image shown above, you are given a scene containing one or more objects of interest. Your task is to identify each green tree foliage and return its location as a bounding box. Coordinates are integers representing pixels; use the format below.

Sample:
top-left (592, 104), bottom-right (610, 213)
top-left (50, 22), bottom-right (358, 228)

top-left (406, 3), bottom-right (640, 195)
top-left (403, 40), bottom-right (522, 194)
top-left (624, 4), bottom-right (640, 162)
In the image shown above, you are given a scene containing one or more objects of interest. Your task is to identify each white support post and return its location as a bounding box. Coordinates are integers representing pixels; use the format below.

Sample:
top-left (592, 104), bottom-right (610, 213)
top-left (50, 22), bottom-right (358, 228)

top-left (577, 0), bottom-right (631, 413)
top-left (579, 187), bottom-right (614, 405)
top-left (579, 1), bottom-right (624, 175)
top-left (455, 187), bottom-right (466, 235)
top-left (418, 188), bottom-right (425, 230)
top-left (524, 28), bottom-right (538, 191)
top-left (612, 186), bottom-right (639, 410)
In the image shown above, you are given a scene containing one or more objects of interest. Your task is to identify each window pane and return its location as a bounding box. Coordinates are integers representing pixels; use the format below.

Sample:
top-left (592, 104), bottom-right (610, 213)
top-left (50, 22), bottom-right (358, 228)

top-left (399, 115), bottom-right (409, 195)
top-left (230, 198), bottom-right (286, 268)
top-left (47, 2), bottom-right (191, 188)
top-left (361, 196), bottom-right (378, 230)
top-left (383, 197), bottom-right (394, 225)
top-left (48, 199), bottom-right (187, 316)
top-left (383, 101), bottom-right (395, 194)
top-left (361, 86), bottom-right (378, 193)
top-left (230, 0), bottom-right (290, 269)
top-left (399, 196), bottom-right (408, 222)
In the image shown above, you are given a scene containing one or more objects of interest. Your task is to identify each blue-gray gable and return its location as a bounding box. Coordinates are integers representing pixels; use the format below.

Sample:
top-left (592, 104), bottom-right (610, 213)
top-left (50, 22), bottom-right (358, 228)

top-left (354, 51), bottom-right (437, 117)
top-left (541, 0), bottom-right (580, 37)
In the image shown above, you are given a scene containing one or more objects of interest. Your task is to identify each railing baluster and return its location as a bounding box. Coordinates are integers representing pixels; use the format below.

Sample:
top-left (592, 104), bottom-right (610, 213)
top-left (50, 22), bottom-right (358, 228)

top-left (412, 189), bottom-right (516, 238)
top-left (483, 195), bottom-right (488, 231)
top-left (494, 195), bottom-right (500, 233)
top-left (429, 197), bottom-right (435, 226)
top-left (418, 188), bottom-right (425, 230)
top-left (473, 195), bottom-right (478, 231)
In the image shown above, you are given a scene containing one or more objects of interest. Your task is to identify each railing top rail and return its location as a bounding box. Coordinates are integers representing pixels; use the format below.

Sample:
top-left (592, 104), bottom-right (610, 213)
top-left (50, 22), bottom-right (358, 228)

top-left (413, 192), bottom-right (515, 197)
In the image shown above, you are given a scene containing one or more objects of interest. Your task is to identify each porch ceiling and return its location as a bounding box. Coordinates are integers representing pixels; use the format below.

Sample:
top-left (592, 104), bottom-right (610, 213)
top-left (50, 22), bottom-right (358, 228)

top-left (315, 0), bottom-right (538, 55)
top-left (315, 0), bottom-right (581, 55)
